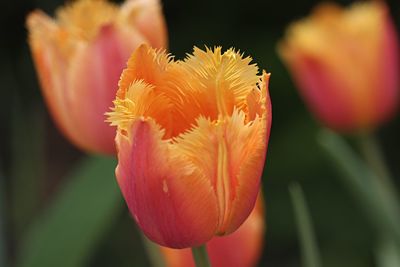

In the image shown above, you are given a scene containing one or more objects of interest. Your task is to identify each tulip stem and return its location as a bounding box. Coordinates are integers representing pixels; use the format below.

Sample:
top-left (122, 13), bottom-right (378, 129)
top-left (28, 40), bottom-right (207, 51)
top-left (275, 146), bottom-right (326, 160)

top-left (357, 132), bottom-right (399, 204)
top-left (191, 245), bottom-right (211, 267)
top-left (357, 133), bottom-right (392, 184)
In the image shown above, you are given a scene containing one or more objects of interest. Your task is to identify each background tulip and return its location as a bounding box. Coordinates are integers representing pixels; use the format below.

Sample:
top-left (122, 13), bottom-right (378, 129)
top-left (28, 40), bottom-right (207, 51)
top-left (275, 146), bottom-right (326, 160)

top-left (278, 2), bottom-right (399, 132)
top-left (107, 44), bottom-right (272, 248)
top-left (26, 0), bottom-right (167, 154)
top-left (160, 193), bottom-right (265, 267)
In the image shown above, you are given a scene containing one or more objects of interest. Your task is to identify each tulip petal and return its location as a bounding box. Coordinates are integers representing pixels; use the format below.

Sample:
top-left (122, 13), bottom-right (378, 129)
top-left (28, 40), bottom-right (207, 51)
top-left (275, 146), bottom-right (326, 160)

top-left (171, 107), bottom-right (268, 235)
top-left (56, 0), bottom-right (118, 41)
top-left (283, 53), bottom-right (357, 130)
top-left (207, 193), bottom-right (265, 267)
top-left (182, 47), bottom-right (260, 119)
top-left (160, 193), bottom-right (265, 267)
top-left (67, 24), bottom-right (146, 153)
top-left (108, 80), bottom-right (174, 138)
top-left (118, 44), bottom-right (172, 97)
top-left (119, 0), bottom-right (168, 49)
top-left (116, 119), bottom-right (218, 248)
top-left (374, 13), bottom-right (399, 125)
top-left (227, 76), bottom-right (270, 234)
top-left (116, 44), bottom-right (206, 138)
top-left (27, 11), bottom-right (81, 148)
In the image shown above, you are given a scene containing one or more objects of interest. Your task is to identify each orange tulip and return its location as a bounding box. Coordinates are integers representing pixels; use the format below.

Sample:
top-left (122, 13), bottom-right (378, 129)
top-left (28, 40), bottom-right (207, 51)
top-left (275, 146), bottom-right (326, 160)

top-left (160, 193), bottom-right (265, 267)
top-left (278, 2), bottom-right (399, 132)
top-left (26, 0), bottom-right (167, 154)
top-left (107, 44), bottom-right (271, 248)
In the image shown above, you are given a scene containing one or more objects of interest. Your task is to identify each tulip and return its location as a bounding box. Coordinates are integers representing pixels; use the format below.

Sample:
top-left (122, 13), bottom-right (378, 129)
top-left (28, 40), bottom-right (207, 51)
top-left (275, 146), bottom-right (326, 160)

top-left (278, 2), bottom-right (399, 132)
top-left (107, 44), bottom-right (271, 248)
top-left (26, 0), bottom-right (167, 154)
top-left (159, 193), bottom-right (265, 267)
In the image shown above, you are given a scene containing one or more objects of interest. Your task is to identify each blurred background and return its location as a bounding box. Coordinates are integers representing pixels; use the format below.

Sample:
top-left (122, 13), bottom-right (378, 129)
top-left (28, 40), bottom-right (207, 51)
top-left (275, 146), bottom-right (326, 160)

top-left (1, 0), bottom-right (400, 266)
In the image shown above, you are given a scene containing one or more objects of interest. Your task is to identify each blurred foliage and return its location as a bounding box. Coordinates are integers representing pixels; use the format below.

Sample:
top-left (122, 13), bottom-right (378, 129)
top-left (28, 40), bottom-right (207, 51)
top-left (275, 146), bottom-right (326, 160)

top-left (17, 156), bottom-right (124, 267)
top-left (0, 0), bottom-right (400, 266)
top-left (319, 130), bottom-right (400, 245)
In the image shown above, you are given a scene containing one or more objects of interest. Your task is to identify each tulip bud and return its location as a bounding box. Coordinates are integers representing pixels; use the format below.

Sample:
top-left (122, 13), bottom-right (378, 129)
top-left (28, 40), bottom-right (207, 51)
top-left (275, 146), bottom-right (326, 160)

top-left (26, 0), bottom-right (167, 154)
top-left (278, 2), bottom-right (399, 132)
top-left (107, 44), bottom-right (271, 248)
top-left (160, 193), bottom-right (265, 267)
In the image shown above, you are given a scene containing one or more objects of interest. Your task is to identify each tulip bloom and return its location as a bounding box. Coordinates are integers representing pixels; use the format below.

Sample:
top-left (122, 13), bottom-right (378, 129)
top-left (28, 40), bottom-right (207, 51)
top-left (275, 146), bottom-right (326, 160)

top-left (278, 2), bottom-right (399, 132)
top-left (27, 0), bottom-right (167, 154)
top-left (107, 44), bottom-right (271, 248)
top-left (160, 193), bottom-right (265, 267)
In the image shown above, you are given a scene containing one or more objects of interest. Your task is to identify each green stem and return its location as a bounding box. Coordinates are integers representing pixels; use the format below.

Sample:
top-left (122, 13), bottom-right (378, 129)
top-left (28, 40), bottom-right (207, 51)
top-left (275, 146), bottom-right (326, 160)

top-left (357, 132), bottom-right (400, 219)
top-left (140, 233), bottom-right (166, 267)
top-left (191, 245), bottom-right (211, 267)
top-left (358, 132), bottom-right (400, 264)
top-left (289, 183), bottom-right (322, 267)
top-left (357, 133), bottom-right (394, 187)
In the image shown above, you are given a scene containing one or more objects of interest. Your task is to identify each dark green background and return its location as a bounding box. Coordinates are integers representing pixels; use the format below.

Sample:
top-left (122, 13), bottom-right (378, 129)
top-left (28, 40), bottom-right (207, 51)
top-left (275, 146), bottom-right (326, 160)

top-left (1, 0), bottom-right (400, 266)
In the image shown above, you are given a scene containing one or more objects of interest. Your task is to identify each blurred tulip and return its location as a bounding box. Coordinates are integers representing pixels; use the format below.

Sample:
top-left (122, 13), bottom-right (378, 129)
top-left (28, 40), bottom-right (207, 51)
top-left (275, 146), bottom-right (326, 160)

top-left (107, 44), bottom-right (271, 248)
top-left (278, 2), bottom-right (399, 132)
top-left (160, 193), bottom-right (265, 267)
top-left (26, 0), bottom-right (167, 154)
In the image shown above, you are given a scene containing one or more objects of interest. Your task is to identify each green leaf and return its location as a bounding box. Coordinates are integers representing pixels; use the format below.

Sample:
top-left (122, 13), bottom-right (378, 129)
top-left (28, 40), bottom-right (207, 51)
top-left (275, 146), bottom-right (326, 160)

top-left (318, 129), bottom-right (400, 244)
top-left (289, 183), bottom-right (322, 267)
top-left (17, 156), bottom-right (123, 267)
